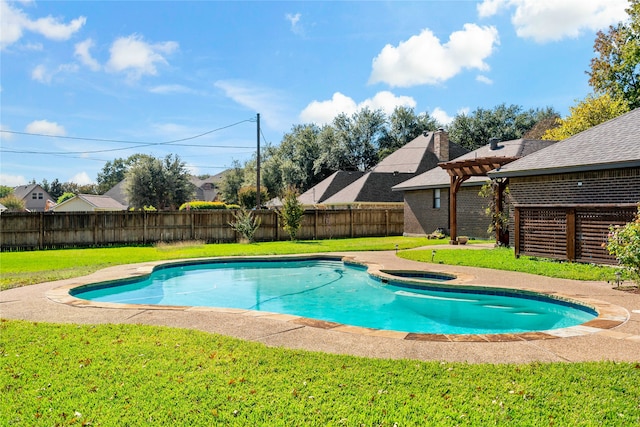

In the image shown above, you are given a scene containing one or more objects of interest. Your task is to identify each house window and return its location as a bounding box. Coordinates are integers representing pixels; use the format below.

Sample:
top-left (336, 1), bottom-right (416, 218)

top-left (433, 189), bottom-right (441, 209)
top-left (38, 193), bottom-right (43, 199)
top-left (32, 193), bottom-right (37, 199)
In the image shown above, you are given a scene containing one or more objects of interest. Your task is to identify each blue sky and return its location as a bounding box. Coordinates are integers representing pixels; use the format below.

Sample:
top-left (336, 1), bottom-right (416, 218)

top-left (0, 0), bottom-right (630, 187)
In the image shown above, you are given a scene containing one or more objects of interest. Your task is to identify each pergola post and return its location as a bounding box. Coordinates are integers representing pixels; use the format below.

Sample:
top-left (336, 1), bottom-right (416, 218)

top-left (495, 178), bottom-right (508, 245)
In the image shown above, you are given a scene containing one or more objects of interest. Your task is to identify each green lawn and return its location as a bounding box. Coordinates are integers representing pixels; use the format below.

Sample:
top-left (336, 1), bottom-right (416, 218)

top-left (2, 320), bottom-right (639, 426)
top-left (400, 246), bottom-right (624, 282)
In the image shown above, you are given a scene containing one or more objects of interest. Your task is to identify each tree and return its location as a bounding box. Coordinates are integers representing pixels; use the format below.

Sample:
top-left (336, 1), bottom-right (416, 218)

top-left (277, 186), bottom-right (305, 240)
top-left (237, 186), bottom-right (268, 209)
top-left (447, 104), bottom-right (559, 150)
top-left (0, 194), bottom-right (25, 211)
top-left (96, 154), bottom-right (152, 194)
top-left (57, 192), bottom-right (75, 204)
top-left (542, 93), bottom-right (629, 140)
top-left (588, 0), bottom-right (640, 109)
top-left (0, 185), bottom-right (12, 198)
top-left (125, 154), bottom-right (194, 210)
top-left (219, 160), bottom-right (246, 205)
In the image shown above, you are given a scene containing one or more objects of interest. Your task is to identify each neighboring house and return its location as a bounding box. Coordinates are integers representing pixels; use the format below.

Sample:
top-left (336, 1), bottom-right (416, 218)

top-left (298, 171), bottom-right (366, 205)
top-left (309, 129), bottom-right (468, 205)
top-left (104, 174), bottom-right (225, 207)
top-left (12, 184), bottom-right (54, 212)
top-left (52, 194), bottom-right (128, 212)
top-left (393, 138), bottom-right (556, 239)
top-left (489, 107), bottom-right (640, 264)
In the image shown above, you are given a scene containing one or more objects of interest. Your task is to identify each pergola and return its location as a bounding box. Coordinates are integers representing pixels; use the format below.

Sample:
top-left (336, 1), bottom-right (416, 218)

top-left (438, 156), bottom-right (519, 245)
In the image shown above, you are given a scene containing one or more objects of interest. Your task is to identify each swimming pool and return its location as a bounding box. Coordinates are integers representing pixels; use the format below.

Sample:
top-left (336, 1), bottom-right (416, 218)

top-left (71, 257), bottom-right (598, 335)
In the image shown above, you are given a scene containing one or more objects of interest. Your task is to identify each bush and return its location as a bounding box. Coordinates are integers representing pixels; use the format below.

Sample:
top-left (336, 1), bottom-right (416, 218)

top-left (0, 194), bottom-right (25, 211)
top-left (229, 209), bottom-right (261, 243)
top-left (606, 205), bottom-right (640, 285)
top-left (179, 201), bottom-right (228, 211)
top-left (277, 187), bottom-right (305, 240)
top-left (237, 186), bottom-right (269, 209)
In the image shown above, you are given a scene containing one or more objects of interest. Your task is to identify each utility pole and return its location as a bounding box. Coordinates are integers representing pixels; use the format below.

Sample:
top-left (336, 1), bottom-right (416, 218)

top-left (256, 113), bottom-right (261, 209)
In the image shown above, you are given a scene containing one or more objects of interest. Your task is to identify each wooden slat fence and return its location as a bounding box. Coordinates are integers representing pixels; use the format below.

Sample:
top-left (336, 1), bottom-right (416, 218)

top-left (0, 208), bottom-right (404, 251)
top-left (514, 205), bottom-right (636, 264)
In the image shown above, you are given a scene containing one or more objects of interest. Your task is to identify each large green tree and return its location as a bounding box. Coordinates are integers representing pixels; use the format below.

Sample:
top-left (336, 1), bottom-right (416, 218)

top-left (125, 154), bottom-right (194, 210)
top-left (219, 160), bottom-right (246, 205)
top-left (97, 154), bottom-right (153, 194)
top-left (588, 0), bottom-right (640, 109)
top-left (447, 104), bottom-right (559, 150)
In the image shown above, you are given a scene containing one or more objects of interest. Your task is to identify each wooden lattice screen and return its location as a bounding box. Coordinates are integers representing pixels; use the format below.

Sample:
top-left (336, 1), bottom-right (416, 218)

top-left (515, 205), bottom-right (636, 265)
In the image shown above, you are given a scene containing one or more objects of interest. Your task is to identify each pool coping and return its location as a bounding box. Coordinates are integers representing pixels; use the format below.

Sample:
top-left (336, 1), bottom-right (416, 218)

top-left (45, 253), bottom-right (630, 343)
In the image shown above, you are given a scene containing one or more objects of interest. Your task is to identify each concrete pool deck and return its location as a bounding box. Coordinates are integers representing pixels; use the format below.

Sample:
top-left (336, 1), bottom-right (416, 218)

top-left (2, 246), bottom-right (640, 364)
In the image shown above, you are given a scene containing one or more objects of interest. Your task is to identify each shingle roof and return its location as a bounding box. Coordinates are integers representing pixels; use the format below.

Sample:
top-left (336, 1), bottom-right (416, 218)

top-left (298, 171), bottom-right (365, 204)
top-left (55, 194), bottom-right (128, 210)
top-left (316, 133), bottom-right (468, 203)
top-left (13, 184), bottom-right (39, 200)
top-left (490, 108), bottom-right (640, 178)
top-left (393, 138), bottom-right (557, 191)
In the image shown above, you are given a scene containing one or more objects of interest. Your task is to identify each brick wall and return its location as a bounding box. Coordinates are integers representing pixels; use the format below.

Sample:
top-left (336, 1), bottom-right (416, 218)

top-left (402, 185), bottom-right (493, 239)
top-left (403, 189), bottom-right (449, 236)
top-left (509, 167), bottom-right (640, 206)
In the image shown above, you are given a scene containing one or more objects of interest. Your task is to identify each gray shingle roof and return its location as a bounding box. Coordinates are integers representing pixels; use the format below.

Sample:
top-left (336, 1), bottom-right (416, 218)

top-left (490, 108), bottom-right (640, 178)
top-left (315, 132), bottom-right (468, 203)
top-left (394, 138), bottom-right (556, 191)
top-left (298, 171), bottom-right (365, 204)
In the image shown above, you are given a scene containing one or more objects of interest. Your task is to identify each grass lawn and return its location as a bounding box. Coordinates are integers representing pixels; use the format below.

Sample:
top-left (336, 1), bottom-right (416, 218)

top-left (2, 320), bottom-right (639, 426)
top-left (399, 246), bottom-right (625, 282)
top-left (2, 237), bottom-right (638, 425)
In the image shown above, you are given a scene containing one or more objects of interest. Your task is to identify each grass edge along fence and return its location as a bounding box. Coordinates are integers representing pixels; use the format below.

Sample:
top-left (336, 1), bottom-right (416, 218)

top-left (0, 208), bottom-right (404, 251)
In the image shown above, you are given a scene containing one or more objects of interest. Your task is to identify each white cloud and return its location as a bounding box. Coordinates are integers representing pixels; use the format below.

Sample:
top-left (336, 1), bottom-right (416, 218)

top-left (431, 107), bottom-right (455, 125)
top-left (369, 24), bottom-right (499, 87)
top-left (299, 91), bottom-right (417, 125)
top-left (69, 171), bottom-right (94, 185)
top-left (1, 0), bottom-right (86, 50)
top-left (25, 119), bottom-right (66, 136)
top-left (31, 64), bottom-right (50, 83)
top-left (0, 124), bottom-right (13, 141)
top-left (215, 79), bottom-right (291, 130)
top-left (477, 0), bottom-right (628, 43)
top-left (476, 75), bottom-right (493, 85)
top-left (106, 34), bottom-right (178, 80)
top-left (285, 12), bottom-right (304, 35)
top-left (31, 62), bottom-right (78, 84)
top-left (149, 84), bottom-right (196, 95)
top-left (74, 38), bottom-right (101, 71)
top-left (0, 173), bottom-right (27, 187)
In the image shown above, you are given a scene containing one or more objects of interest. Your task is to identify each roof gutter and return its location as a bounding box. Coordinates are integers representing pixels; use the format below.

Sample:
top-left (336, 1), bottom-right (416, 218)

top-left (488, 160), bottom-right (640, 178)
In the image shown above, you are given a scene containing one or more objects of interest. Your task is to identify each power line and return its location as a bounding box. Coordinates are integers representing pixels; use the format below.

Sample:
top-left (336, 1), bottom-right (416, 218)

top-left (0, 118), bottom-right (255, 146)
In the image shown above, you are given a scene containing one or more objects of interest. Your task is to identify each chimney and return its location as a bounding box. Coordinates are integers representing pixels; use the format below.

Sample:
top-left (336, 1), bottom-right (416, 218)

top-left (489, 137), bottom-right (499, 150)
top-left (434, 128), bottom-right (449, 161)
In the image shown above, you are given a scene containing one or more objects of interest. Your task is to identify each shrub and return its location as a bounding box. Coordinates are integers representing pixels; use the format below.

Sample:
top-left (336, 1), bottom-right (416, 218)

top-left (237, 186), bottom-right (269, 209)
top-left (277, 187), bottom-right (305, 240)
top-left (0, 194), bottom-right (25, 211)
top-left (229, 209), bottom-right (261, 243)
top-left (606, 205), bottom-right (640, 285)
top-left (179, 201), bottom-right (228, 211)
top-left (57, 192), bottom-right (75, 204)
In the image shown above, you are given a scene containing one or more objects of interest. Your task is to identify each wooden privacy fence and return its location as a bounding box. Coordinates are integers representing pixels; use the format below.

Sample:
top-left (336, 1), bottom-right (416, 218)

top-left (514, 205), bottom-right (636, 264)
top-left (0, 208), bottom-right (404, 251)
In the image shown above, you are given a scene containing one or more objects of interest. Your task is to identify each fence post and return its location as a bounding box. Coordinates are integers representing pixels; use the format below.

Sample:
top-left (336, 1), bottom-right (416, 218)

top-left (314, 209), bottom-right (318, 240)
top-left (385, 209), bottom-right (389, 236)
top-left (350, 207), bottom-right (354, 238)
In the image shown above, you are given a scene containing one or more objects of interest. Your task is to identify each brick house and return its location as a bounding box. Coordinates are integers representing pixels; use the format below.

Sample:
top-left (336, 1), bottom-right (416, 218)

top-left (302, 129), bottom-right (468, 206)
top-left (489, 108), bottom-right (640, 263)
top-left (393, 138), bottom-right (555, 239)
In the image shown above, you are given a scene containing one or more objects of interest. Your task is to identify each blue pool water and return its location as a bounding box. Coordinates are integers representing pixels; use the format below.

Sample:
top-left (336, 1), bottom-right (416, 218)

top-left (72, 259), bottom-right (597, 335)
